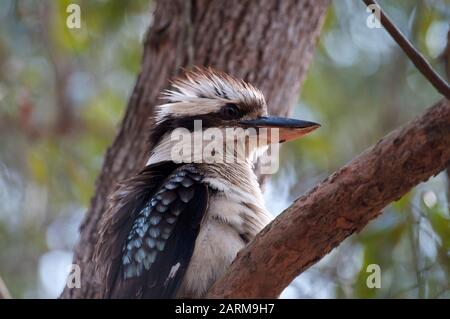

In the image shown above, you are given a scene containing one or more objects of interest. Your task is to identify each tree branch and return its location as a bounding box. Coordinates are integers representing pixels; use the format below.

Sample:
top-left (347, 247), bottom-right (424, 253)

top-left (362, 0), bottom-right (450, 98)
top-left (439, 29), bottom-right (450, 212)
top-left (208, 98), bottom-right (450, 298)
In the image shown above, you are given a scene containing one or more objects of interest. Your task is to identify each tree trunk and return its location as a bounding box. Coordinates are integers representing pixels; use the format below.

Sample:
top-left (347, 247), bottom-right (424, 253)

top-left (61, 0), bottom-right (329, 299)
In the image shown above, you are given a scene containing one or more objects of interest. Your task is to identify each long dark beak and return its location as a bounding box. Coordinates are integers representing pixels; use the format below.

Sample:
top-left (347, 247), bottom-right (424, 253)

top-left (240, 116), bottom-right (320, 143)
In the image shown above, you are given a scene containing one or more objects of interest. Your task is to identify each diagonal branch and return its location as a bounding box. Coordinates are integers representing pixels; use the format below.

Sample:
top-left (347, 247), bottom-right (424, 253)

top-left (362, 0), bottom-right (450, 98)
top-left (208, 98), bottom-right (450, 298)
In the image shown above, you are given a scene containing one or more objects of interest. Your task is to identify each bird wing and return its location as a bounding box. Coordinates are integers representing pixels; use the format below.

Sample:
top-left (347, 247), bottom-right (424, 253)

top-left (95, 162), bottom-right (209, 299)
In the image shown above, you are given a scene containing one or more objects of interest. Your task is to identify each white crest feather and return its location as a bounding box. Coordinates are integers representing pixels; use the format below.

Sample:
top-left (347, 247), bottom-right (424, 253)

top-left (155, 67), bottom-right (266, 121)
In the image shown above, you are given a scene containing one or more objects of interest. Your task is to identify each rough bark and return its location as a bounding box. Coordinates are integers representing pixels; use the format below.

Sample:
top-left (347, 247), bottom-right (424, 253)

top-left (208, 99), bottom-right (450, 298)
top-left (61, 0), bottom-right (329, 298)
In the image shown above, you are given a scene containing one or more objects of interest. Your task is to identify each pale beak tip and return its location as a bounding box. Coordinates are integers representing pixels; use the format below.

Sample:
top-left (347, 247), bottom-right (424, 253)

top-left (301, 121), bottom-right (321, 131)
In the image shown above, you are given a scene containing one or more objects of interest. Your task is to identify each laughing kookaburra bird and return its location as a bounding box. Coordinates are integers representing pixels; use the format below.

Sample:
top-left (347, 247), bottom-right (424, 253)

top-left (95, 67), bottom-right (320, 298)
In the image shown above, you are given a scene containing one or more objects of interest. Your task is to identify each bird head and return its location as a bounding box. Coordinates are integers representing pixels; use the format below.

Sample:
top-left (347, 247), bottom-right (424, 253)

top-left (147, 67), bottom-right (320, 166)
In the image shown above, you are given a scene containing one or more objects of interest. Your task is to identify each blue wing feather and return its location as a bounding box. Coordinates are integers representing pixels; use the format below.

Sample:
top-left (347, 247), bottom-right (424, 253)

top-left (97, 163), bottom-right (209, 299)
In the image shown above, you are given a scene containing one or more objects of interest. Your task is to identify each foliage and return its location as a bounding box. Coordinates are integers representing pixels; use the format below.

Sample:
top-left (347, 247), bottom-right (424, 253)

top-left (0, 0), bottom-right (448, 298)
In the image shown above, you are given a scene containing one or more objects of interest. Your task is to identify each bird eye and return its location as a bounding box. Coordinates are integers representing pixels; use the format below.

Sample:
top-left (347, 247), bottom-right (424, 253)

top-left (221, 104), bottom-right (240, 119)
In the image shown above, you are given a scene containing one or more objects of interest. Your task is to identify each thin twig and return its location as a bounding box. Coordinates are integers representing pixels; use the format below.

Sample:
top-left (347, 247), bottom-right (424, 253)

top-left (362, 0), bottom-right (450, 98)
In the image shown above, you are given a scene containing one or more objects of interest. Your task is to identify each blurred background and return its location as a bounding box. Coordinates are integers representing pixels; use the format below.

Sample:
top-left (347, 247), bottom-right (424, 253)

top-left (0, 0), bottom-right (449, 298)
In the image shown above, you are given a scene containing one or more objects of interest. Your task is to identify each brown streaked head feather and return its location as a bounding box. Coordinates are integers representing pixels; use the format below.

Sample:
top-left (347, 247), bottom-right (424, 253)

top-left (155, 67), bottom-right (268, 122)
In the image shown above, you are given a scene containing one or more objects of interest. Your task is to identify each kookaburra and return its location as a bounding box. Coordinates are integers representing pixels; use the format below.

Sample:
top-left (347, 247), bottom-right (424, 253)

top-left (95, 67), bottom-right (319, 298)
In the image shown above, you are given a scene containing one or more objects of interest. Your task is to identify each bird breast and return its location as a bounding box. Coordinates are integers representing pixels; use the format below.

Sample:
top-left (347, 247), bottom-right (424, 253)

top-left (177, 163), bottom-right (273, 298)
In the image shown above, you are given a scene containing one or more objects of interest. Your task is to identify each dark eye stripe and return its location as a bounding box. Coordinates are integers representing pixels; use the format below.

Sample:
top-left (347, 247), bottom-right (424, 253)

top-left (149, 114), bottom-right (228, 148)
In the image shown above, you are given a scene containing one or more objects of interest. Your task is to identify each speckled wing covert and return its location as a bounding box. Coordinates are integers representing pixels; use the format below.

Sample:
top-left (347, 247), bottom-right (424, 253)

top-left (95, 162), bottom-right (209, 298)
